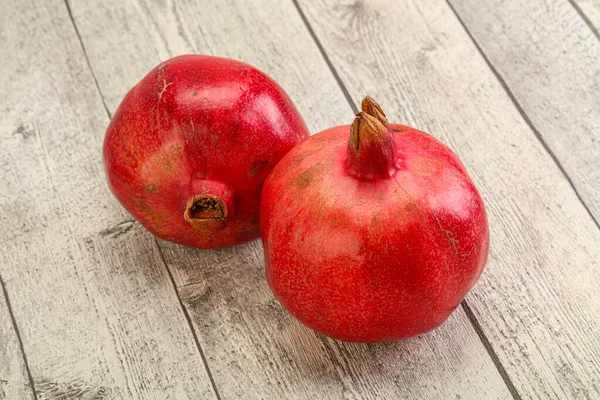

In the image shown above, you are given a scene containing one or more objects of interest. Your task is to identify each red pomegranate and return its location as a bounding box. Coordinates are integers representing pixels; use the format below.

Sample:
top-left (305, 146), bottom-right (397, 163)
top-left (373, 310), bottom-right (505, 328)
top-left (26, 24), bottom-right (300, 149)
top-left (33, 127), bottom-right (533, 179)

top-left (104, 55), bottom-right (308, 248)
top-left (260, 96), bottom-right (489, 342)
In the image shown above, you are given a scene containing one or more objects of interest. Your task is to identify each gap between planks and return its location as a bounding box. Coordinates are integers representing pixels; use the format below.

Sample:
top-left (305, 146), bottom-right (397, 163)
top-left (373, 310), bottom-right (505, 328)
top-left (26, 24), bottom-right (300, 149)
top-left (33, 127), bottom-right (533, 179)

top-left (62, 0), bottom-right (556, 397)
top-left (63, 0), bottom-right (221, 398)
top-left (567, 0), bottom-right (600, 41)
top-left (445, 0), bottom-right (600, 235)
top-left (154, 242), bottom-right (223, 400)
top-left (292, 0), bottom-right (522, 398)
top-left (68, 0), bottom-right (524, 396)
top-left (0, 273), bottom-right (38, 400)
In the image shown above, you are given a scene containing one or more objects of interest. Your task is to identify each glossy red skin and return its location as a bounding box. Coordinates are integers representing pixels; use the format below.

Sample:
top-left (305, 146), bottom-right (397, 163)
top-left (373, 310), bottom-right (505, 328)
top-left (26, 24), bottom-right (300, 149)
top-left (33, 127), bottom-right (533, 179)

top-left (260, 124), bottom-right (489, 342)
top-left (104, 55), bottom-right (308, 248)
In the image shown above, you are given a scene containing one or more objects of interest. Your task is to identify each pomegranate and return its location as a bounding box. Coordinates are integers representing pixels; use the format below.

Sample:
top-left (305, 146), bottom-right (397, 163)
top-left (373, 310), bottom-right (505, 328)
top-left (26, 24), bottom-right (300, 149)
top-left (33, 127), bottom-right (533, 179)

top-left (260, 96), bottom-right (489, 342)
top-left (104, 55), bottom-right (308, 248)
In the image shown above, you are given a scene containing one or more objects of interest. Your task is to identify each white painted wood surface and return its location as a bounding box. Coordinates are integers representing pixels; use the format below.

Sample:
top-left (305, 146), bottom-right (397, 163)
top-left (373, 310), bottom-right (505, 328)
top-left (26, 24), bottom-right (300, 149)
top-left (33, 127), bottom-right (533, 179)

top-left (298, 0), bottom-right (600, 398)
top-left (0, 0), bottom-right (217, 398)
top-left (448, 0), bottom-right (600, 226)
top-left (0, 284), bottom-right (34, 399)
top-left (68, 0), bottom-right (513, 398)
top-left (1, 0), bottom-right (598, 398)
top-left (572, 0), bottom-right (600, 33)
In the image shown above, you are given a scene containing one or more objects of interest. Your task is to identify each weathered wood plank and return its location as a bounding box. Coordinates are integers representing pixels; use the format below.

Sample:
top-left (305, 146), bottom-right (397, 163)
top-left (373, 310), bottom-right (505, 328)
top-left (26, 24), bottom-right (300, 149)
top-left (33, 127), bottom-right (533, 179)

top-left (68, 0), bottom-right (351, 133)
top-left (448, 0), bottom-right (600, 226)
top-left (163, 241), bottom-right (511, 400)
top-left (297, 0), bottom-right (600, 398)
top-left (572, 0), bottom-right (600, 35)
top-left (0, 281), bottom-right (34, 400)
top-left (69, 0), bottom-right (513, 398)
top-left (0, 0), bottom-right (217, 398)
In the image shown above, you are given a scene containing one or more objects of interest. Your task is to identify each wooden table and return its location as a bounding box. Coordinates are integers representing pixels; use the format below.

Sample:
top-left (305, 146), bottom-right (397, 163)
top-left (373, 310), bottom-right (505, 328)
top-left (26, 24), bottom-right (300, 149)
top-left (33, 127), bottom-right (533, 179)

top-left (1, 0), bottom-right (599, 398)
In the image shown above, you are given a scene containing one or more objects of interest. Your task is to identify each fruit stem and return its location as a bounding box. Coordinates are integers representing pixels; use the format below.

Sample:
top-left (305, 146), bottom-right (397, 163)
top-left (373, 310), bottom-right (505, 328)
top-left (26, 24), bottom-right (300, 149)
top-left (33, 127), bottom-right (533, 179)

top-left (184, 180), bottom-right (233, 234)
top-left (346, 96), bottom-right (397, 180)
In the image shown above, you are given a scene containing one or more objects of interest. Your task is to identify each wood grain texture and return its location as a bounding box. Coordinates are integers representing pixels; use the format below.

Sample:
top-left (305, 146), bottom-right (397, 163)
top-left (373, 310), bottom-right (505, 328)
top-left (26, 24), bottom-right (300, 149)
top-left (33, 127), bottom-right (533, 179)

top-left (67, 0), bottom-right (351, 134)
top-left (298, 0), bottom-right (600, 398)
top-left (0, 0), bottom-right (217, 398)
top-left (162, 242), bottom-right (511, 400)
top-left (69, 0), bottom-right (513, 398)
top-left (0, 283), bottom-right (34, 400)
top-left (448, 0), bottom-right (600, 224)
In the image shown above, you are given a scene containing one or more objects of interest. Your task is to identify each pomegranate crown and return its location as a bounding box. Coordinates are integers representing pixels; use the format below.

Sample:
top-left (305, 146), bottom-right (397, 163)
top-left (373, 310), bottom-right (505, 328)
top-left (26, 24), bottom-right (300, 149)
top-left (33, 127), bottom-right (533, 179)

top-left (347, 96), bottom-right (397, 180)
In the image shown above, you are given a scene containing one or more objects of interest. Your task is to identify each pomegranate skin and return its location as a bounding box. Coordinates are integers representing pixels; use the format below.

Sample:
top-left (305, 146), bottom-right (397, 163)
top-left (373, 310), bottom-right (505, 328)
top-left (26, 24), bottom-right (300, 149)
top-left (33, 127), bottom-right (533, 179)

top-left (260, 100), bottom-right (489, 342)
top-left (104, 55), bottom-right (308, 248)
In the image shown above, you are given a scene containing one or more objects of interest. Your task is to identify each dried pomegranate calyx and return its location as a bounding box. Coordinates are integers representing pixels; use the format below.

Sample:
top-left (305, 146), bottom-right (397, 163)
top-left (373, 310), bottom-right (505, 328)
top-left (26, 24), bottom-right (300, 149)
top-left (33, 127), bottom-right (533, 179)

top-left (349, 111), bottom-right (388, 151)
top-left (346, 96), bottom-right (398, 180)
top-left (182, 179), bottom-right (234, 233)
top-left (184, 195), bottom-right (228, 233)
top-left (361, 95), bottom-right (388, 126)
top-left (185, 196), bottom-right (227, 221)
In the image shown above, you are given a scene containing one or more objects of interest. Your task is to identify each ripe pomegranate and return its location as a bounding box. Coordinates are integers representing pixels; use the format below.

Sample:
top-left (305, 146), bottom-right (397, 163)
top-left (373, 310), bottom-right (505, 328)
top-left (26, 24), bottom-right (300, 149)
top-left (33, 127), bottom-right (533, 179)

top-left (104, 55), bottom-right (308, 248)
top-left (260, 97), bottom-right (489, 342)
